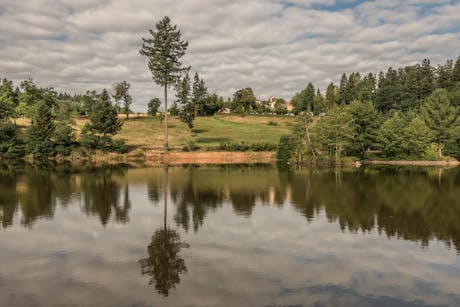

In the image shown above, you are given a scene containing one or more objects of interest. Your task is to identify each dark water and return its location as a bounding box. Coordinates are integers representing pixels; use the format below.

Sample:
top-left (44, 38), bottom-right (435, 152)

top-left (1, 165), bottom-right (460, 307)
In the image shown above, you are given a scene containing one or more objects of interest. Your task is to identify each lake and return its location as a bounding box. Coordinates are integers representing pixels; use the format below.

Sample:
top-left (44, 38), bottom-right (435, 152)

top-left (0, 165), bottom-right (460, 306)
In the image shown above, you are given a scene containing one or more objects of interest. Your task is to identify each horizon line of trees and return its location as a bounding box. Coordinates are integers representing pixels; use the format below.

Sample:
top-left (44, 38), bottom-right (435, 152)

top-left (278, 55), bottom-right (460, 161)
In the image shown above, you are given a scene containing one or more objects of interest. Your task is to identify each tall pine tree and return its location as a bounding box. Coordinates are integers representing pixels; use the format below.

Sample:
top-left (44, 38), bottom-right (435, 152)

top-left (140, 16), bottom-right (189, 148)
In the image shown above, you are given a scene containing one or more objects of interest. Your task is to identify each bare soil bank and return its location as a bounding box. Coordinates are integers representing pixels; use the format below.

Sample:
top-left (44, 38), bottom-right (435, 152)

top-left (82, 151), bottom-right (276, 167)
top-left (70, 151), bottom-right (459, 167)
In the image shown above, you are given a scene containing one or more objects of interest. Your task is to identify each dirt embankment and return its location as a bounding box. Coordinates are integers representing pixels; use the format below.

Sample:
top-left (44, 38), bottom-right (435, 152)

top-left (69, 151), bottom-right (459, 167)
top-left (79, 150), bottom-right (276, 167)
top-left (143, 151), bottom-right (276, 166)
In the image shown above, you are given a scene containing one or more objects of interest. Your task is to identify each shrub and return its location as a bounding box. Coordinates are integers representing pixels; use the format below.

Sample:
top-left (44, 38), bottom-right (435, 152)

top-left (182, 140), bottom-right (200, 152)
top-left (110, 139), bottom-right (129, 153)
top-left (276, 134), bottom-right (297, 162)
top-left (0, 119), bottom-right (24, 159)
top-left (53, 122), bottom-right (76, 156)
top-left (218, 141), bottom-right (277, 152)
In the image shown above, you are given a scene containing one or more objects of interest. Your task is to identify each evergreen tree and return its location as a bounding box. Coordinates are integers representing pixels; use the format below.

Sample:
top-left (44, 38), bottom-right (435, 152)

top-left (176, 74), bottom-right (194, 129)
top-left (53, 121), bottom-right (76, 156)
top-left (25, 101), bottom-right (55, 158)
top-left (325, 82), bottom-right (339, 107)
top-left (148, 98), bottom-right (161, 116)
top-left (303, 83), bottom-right (315, 111)
top-left (292, 83), bottom-right (315, 114)
top-left (192, 73), bottom-right (207, 116)
top-left (436, 60), bottom-right (454, 90)
top-left (403, 116), bottom-right (433, 158)
top-left (357, 73), bottom-right (376, 102)
top-left (88, 89), bottom-right (123, 136)
top-left (347, 100), bottom-right (381, 157)
top-left (375, 67), bottom-right (410, 113)
top-left (346, 72), bottom-right (361, 102)
top-left (378, 112), bottom-right (407, 158)
top-left (0, 119), bottom-right (23, 158)
top-left (0, 79), bottom-right (17, 119)
top-left (452, 55), bottom-right (460, 82)
top-left (312, 89), bottom-right (327, 115)
top-left (419, 59), bottom-right (436, 101)
top-left (449, 83), bottom-right (460, 107)
top-left (338, 73), bottom-right (348, 105)
top-left (140, 16), bottom-right (189, 148)
top-left (420, 89), bottom-right (460, 157)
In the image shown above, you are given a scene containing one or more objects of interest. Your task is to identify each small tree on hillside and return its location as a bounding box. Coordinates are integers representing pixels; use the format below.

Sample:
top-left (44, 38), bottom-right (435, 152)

top-left (176, 73), bottom-right (194, 129)
top-left (232, 88), bottom-right (256, 114)
top-left (148, 98), bottom-right (161, 116)
top-left (81, 89), bottom-right (123, 151)
top-left (192, 72), bottom-right (207, 116)
top-left (274, 98), bottom-right (287, 115)
top-left (113, 81), bottom-right (132, 118)
top-left (25, 101), bottom-right (55, 158)
top-left (89, 89), bottom-right (123, 136)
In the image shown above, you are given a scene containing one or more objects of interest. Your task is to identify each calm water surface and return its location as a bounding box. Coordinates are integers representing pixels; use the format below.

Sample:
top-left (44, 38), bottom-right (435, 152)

top-left (1, 165), bottom-right (460, 307)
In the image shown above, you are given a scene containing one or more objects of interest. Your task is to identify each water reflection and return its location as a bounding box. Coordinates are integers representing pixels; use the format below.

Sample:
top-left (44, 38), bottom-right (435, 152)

top-left (1, 164), bottom-right (460, 306)
top-left (1, 165), bottom-right (460, 252)
top-left (139, 168), bottom-right (189, 296)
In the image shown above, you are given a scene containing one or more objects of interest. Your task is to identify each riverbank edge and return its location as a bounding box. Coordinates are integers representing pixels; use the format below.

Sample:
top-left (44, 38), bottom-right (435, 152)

top-left (3, 151), bottom-right (459, 168)
top-left (361, 159), bottom-right (460, 166)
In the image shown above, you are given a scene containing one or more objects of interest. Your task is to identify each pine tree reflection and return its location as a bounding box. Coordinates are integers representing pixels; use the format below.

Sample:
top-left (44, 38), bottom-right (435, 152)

top-left (140, 168), bottom-right (189, 296)
top-left (0, 168), bottom-right (18, 228)
top-left (80, 168), bottom-right (129, 225)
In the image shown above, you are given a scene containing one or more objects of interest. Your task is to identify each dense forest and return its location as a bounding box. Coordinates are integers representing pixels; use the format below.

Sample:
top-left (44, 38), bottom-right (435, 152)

top-left (278, 55), bottom-right (460, 161)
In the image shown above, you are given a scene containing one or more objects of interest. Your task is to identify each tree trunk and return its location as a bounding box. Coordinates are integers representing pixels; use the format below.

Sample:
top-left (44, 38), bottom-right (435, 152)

top-left (164, 84), bottom-right (168, 149)
top-left (438, 142), bottom-right (443, 158)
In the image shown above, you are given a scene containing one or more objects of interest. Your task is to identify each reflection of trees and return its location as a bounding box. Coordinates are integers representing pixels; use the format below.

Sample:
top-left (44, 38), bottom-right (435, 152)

top-left (19, 170), bottom-right (55, 227)
top-left (171, 170), bottom-right (224, 232)
top-left (139, 228), bottom-right (189, 296)
top-left (287, 167), bottom-right (460, 251)
top-left (0, 169), bottom-right (19, 228)
top-left (140, 168), bottom-right (189, 296)
top-left (80, 168), bottom-right (129, 225)
top-left (229, 191), bottom-right (256, 217)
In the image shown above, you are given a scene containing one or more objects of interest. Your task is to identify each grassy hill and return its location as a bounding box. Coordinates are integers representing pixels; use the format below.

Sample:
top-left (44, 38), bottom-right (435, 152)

top-left (85, 114), bottom-right (295, 150)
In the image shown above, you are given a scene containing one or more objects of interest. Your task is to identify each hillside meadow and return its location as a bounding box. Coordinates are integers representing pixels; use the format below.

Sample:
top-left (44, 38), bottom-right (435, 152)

top-left (16, 114), bottom-right (295, 151)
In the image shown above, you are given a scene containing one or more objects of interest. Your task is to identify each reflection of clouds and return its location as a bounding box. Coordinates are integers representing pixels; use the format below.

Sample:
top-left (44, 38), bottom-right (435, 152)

top-left (0, 167), bottom-right (460, 306)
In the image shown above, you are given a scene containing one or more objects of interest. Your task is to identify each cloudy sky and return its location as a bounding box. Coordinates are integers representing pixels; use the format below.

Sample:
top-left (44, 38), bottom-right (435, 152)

top-left (1, 0), bottom-right (460, 111)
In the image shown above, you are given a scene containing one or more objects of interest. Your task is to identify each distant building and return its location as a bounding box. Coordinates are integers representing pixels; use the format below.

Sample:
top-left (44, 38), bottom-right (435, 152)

top-left (218, 107), bottom-right (231, 114)
top-left (268, 97), bottom-right (293, 112)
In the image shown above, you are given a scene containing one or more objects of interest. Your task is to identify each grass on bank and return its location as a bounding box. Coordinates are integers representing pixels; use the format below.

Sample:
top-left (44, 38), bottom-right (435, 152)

top-left (17, 114), bottom-right (295, 151)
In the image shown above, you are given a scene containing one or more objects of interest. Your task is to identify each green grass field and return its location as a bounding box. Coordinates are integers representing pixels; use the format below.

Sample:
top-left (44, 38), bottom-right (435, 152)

top-left (17, 114), bottom-right (295, 151)
top-left (114, 115), bottom-right (295, 150)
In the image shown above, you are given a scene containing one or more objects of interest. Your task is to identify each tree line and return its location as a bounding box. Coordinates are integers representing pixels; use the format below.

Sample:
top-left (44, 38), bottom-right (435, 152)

top-left (0, 79), bottom-right (128, 159)
top-left (278, 55), bottom-right (460, 162)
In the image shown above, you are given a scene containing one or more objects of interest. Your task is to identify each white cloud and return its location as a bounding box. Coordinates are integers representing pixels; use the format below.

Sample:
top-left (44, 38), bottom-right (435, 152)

top-left (0, 0), bottom-right (459, 111)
